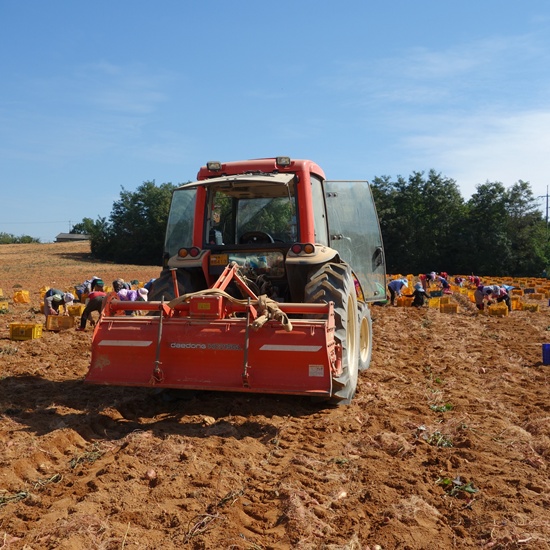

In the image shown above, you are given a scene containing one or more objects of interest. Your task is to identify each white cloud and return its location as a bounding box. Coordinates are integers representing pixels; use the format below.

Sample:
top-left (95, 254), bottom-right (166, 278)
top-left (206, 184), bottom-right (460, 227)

top-left (402, 110), bottom-right (550, 197)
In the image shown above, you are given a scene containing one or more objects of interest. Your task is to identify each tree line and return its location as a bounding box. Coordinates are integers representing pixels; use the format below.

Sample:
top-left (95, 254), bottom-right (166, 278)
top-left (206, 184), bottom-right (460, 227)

top-left (65, 172), bottom-right (549, 277)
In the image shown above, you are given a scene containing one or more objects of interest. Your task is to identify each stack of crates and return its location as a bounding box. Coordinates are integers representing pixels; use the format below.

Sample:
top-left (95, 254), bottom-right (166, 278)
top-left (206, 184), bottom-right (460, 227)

top-left (10, 323), bottom-right (43, 340)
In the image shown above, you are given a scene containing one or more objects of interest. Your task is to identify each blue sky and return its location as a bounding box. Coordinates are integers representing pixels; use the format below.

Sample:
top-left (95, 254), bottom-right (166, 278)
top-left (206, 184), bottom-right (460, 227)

top-left (2, 1), bottom-right (550, 242)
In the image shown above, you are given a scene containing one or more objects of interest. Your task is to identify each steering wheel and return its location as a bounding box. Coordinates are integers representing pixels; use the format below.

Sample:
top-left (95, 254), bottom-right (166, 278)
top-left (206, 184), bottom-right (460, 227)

top-left (239, 231), bottom-right (274, 244)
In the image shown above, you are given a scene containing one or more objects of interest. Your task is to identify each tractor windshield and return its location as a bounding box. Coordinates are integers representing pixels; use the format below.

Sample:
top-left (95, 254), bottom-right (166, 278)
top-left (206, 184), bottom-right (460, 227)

top-left (207, 180), bottom-right (297, 246)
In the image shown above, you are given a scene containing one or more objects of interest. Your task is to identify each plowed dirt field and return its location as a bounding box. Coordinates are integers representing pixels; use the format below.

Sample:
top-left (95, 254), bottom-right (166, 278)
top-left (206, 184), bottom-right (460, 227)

top-left (0, 241), bottom-right (549, 549)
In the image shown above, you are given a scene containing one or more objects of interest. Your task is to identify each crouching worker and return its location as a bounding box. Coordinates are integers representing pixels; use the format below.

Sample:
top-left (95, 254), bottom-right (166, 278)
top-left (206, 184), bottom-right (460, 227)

top-left (117, 287), bottom-right (148, 315)
top-left (405, 282), bottom-right (431, 307)
top-left (494, 285), bottom-right (512, 312)
top-left (76, 279), bottom-right (106, 331)
top-left (387, 278), bottom-right (409, 306)
top-left (44, 289), bottom-right (74, 319)
top-left (474, 285), bottom-right (494, 311)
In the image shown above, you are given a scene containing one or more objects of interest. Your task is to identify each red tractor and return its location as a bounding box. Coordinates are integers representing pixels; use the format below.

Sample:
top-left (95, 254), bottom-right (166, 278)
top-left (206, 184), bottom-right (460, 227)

top-left (86, 157), bottom-right (386, 404)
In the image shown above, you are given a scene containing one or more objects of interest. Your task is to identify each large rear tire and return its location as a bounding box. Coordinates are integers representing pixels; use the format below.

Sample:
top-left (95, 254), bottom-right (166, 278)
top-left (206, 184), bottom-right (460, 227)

top-left (149, 269), bottom-right (202, 302)
top-left (304, 263), bottom-right (359, 405)
top-left (358, 303), bottom-right (373, 372)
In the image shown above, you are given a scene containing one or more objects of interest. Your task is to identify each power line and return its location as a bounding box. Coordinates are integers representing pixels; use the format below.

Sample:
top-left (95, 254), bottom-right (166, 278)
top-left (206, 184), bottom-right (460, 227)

top-left (1, 220), bottom-right (72, 225)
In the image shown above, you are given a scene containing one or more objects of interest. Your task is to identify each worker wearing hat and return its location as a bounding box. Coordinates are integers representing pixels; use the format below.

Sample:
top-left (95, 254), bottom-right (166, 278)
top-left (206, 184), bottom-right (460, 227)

top-left (76, 279), bottom-right (106, 331)
top-left (404, 282), bottom-right (431, 307)
top-left (43, 289), bottom-right (74, 319)
top-left (387, 278), bottom-right (409, 306)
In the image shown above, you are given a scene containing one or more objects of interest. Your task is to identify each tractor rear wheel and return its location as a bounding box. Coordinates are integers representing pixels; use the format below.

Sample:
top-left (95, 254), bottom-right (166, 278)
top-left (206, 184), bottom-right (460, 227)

top-left (149, 269), bottom-right (202, 302)
top-left (305, 262), bottom-right (359, 405)
top-left (358, 303), bottom-right (373, 371)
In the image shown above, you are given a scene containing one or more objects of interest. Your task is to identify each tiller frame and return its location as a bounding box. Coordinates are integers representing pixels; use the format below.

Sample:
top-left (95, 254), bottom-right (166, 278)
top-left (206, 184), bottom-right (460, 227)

top-left (86, 264), bottom-right (340, 397)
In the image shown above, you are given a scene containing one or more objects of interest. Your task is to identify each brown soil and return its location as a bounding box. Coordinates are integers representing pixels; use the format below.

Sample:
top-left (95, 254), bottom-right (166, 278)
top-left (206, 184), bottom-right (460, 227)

top-left (0, 241), bottom-right (549, 549)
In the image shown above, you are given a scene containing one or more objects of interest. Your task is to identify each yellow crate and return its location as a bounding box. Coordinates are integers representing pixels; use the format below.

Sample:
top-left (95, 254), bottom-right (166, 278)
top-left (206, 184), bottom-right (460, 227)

top-left (0, 300), bottom-right (8, 311)
top-left (428, 297), bottom-right (440, 308)
top-left (530, 293), bottom-right (544, 300)
top-left (68, 304), bottom-right (86, 316)
top-left (440, 303), bottom-right (458, 314)
top-left (10, 323), bottom-right (43, 340)
top-left (522, 303), bottom-right (539, 313)
top-left (39, 286), bottom-right (50, 299)
top-left (511, 297), bottom-right (522, 311)
top-left (511, 288), bottom-right (524, 296)
top-left (46, 315), bottom-right (76, 331)
top-left (440, 296), bottom-right (451, 305)
top-left (13, 290), bottom-right (31, 304)
top-left (488, 304), bottom-right (509, 317)
top-left (0, 288), bottom-right (3, 297)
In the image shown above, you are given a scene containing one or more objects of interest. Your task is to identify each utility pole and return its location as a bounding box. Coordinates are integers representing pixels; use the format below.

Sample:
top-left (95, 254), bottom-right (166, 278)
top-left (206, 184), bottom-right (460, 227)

top-left (537, 189), bottom-right (549, 240)
top-left (546, 185), bottom-right (548, 240)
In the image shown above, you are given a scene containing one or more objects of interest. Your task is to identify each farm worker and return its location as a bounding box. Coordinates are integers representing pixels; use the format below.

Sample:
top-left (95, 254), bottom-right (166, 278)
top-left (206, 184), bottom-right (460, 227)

top-left (143, 278), bottom-right (156, 292)
top-left (437, 276), bottom-right (452, 294)
top-left (387, 278), bottom-right (409, 306)
top-left (43, 289), bottom-right (74, 318)
top-left (113, 278), bottom-right (131, 292)
top-left (493, 286), bottom-right (512, 312)
top-left (405, 282), bottom-right (431, 307)
top-left (475, 285), bottom-right (498, 311)
top-left (75, 276), bottom-right (102, 303)
top-left (76, 280), bottom-right (107, 331)
top-left (117, 287), bottom-right (148, 315)
top-left (117, 288), bottom-right (148, 302)
top-left (419, 271), bottom-right (436, 291)
top-left (469, 275), bottom-right (481, 287)
top-left (473, 285), bottom-right (487, 310)
top-left (482, 285), bottom-right (500, 298)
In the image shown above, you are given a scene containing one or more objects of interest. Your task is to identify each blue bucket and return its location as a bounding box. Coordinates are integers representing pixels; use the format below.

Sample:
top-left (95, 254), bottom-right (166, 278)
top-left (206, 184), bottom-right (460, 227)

top-left (543, 344), bottom-right (550, 365)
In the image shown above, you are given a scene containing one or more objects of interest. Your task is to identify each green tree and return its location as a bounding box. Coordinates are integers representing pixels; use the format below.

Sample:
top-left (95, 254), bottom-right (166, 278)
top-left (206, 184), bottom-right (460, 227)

top-left (0, 232), bottom-right (40, 244)
top-left (463, 182), bottom-right (512, 275)
top-left (371, 170), bottom-right (464, 274)
top-left (70, 218), bottom-right (96, 235)
top-left (504, 180), bottom-right (547, 276)
top-left (85, 181), bottom-right (177, 265)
